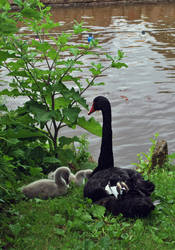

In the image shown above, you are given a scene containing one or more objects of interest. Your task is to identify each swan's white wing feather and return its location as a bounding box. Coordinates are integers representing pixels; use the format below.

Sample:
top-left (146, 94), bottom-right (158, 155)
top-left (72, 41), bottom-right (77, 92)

top-left (110, 186), bottom-right (119, 198)
top-left (105, 183), bottom-right (112, 195)
top-left (105, 184), bottom-right (119, 198)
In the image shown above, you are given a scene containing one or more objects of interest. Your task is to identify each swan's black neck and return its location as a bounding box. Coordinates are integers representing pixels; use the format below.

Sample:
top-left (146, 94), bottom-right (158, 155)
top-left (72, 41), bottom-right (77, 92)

top-left (97, 101), bottom-right (114, 171)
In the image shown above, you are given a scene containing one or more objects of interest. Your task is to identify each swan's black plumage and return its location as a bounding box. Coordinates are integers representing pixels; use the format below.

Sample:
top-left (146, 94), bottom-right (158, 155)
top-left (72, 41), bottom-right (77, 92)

top-left (84, 96), bottom-right (155, 218)
top-left (92, 97), bottom-right (114, 175)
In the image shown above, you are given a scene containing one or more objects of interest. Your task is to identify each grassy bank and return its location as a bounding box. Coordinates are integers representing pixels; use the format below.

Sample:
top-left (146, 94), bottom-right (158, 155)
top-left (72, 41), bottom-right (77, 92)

top-left (1, 161), bottom-right (175, 250)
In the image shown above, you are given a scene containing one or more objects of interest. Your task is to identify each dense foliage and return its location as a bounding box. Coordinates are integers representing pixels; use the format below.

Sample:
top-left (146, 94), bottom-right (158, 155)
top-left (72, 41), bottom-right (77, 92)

top-left (0, 0), bottom-right (127, 206)
top-left (0, 0), bottom-right (127, 152)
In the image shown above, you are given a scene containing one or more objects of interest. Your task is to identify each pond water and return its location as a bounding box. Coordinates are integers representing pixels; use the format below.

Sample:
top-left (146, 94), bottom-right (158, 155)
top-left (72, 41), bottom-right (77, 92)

top-left (1, 2), bottom-right (175, 167)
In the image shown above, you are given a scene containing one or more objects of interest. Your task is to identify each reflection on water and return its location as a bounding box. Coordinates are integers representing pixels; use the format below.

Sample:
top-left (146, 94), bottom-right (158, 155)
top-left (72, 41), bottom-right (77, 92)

top-left (1, 3), bottom-right (175, 167)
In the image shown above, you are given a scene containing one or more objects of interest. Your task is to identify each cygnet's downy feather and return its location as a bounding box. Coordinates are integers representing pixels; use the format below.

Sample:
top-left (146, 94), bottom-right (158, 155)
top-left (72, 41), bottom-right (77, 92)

top-left (70, 169), bottom-right (93, 185)
top-left (22, 167), bottom-right (71, 199)
top-left (48, 168), bottom-right (92, 186)
top-left (48, 166), bottom-right (74, 183)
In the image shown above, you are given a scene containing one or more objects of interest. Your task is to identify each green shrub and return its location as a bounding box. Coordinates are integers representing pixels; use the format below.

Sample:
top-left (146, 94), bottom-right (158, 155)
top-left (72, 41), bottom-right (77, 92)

top-left (0, 0), bottom-right (127, 156)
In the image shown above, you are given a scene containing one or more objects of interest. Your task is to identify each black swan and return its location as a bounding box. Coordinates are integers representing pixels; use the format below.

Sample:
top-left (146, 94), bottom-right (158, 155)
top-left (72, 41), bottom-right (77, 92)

top-left (22, 167), bottom-right (71, 199)
top-left (48, 168), bottom-right (93, 186)
top-left (84, 96), bottom-right (155, 218)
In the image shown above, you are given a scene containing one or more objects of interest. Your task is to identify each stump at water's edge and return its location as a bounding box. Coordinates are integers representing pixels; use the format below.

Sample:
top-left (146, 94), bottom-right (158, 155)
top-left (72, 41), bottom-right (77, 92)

top-left (151, 139), bottom-right (168, 169)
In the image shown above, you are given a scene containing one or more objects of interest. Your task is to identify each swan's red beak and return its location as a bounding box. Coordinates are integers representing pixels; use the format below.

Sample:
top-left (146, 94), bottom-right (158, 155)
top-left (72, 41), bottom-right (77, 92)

top-left (88, 103), bottom-right (95, 115)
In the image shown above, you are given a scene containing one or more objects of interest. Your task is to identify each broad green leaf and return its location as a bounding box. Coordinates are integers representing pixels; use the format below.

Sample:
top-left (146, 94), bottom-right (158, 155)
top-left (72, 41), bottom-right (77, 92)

top-left (93, 82), bottom-right (105, 86)
top-left (0, 128), bottom-right (46, 139)
top-left (105, 53), bottom-right (113, 61)
top-left (9, 81), bottom-right (18, 89)
top-left (7, 60), bottom-right (25, 70)
top-left (25, 101), bottom-right (61, 123)
top-left (91, 62), bottom-right (103, 70)
top-left (89, 67), bottom-right (100, 77)
top-left (21, 7), bottom-right (41, 20)
top-left (30, 167), bottom-right (42, 176)
top-left (111, 62), bottom-right (128, 69)
top-left (0, 137), bottom-right (19, 145)
top-left (73, 21), bottom-right (88, 34)
top-left (11, 149), bottom-right (25, 158)
top-left (31, 40), bottom-right (51, 53)
top-left (59, 136), bottom-right (80, 147)
top-left (51, 110), bottom-right (62, 121)
top-left (0, 88), bottom-right (21, 97)
top-left (0, 51), bottom-right (17, 63)
top-left (63, 107), bottom-right (80, 123)
top-left (0, 104), bottom-right (8, 112)
top-left (69, 88), bottom-right (88, 109)
top-left (47, 48), bottom-right (57, 60)
top-left (43, 157), bottom-right (60, 164)
top-left (77, 116), bottom-right (102, 137)
top-left (0, 17), bottom-right (18, 35)
top-left (57, 33), bottom-right (72, 46)
top-left (40, 21), bottom-right (60, 31)
top-left (46, 96), bottom-right (70, 109)
top-left (117, 50), bottom-right (125, 60)
top-left (57, 148), bottom-right (75, 165)
top-left (53, 82), bottom-right (69, 94)
top-left (8, 70), bottom-right (29, 77)
top-left (69, 48), bottom-right (80, 56)
top-left (6, 138), bottom-right (20, 145)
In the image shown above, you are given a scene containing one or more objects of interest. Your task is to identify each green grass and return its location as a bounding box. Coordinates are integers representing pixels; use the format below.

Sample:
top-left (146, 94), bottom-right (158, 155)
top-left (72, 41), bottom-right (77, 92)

top-left (1, 164), bottom-right (175, 250)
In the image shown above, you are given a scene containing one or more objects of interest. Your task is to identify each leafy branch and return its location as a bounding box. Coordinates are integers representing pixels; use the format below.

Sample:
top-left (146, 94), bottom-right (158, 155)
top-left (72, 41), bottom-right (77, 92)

top-left (0, 0), bottom-right (127, 157)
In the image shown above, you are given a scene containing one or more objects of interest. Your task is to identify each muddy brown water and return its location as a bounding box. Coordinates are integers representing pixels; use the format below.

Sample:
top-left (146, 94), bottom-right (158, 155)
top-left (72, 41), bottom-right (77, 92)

top-left (1, 3), bottom-right (175, 168)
